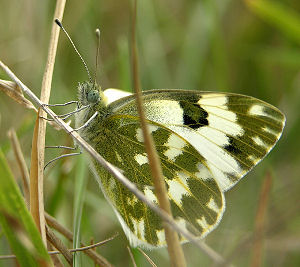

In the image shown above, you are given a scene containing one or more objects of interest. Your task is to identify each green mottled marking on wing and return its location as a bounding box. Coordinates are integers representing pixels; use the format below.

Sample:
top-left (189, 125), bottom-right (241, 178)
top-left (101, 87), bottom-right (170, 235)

top-left (88, 114), bottom-right (224, 247)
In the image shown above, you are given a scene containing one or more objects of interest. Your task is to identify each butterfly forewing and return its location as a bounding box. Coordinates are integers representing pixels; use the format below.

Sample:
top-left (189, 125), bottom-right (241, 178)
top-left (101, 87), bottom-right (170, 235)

top-left (111, 90), bottom-right (285, 191)
top-left (88, 114), bottom-right (224, 248)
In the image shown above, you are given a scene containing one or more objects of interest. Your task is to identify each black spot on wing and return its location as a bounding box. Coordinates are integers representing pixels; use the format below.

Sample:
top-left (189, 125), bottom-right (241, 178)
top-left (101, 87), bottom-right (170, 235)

top-left (183, 114), bottom-right (201, 130)
top-left (179, 101), bottom-right (209, 130)
top-left (224, 136), bottom-right (242, 154)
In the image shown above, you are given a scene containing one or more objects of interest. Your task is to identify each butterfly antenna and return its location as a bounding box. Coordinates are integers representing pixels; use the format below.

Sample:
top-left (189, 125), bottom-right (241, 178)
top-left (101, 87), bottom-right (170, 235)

top-left (55, 19), bottom-right (92, 83)
top-left (94, 28), bottom-right (101, 86)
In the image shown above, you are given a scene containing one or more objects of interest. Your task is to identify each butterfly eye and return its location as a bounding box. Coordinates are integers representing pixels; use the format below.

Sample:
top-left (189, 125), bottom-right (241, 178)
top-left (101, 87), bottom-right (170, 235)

top-left (87, 90), bottom-right (100, 103)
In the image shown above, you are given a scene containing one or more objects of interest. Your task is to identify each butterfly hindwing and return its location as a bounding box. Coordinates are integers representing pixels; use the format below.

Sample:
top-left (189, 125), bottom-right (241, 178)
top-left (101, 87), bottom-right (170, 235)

top-left (88, 114), bottom-right (225, 248)
top-left (110, 90), bottom-right (285, 191)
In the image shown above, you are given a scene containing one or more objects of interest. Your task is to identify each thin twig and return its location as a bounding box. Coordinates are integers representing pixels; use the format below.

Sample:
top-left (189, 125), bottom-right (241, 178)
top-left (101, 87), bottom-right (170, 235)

top-left (137, 248), bottom-right (157, 267)
top-left (130, 1), bottom-right (186, 266)
top-left (0, 80), bottom-right (37, 111)
top-left (29, 0), bottom-right (66, 245)
top-left (47, 242), bottom-right (64, 267)
top-left (67, 237), bottom-right (117, 252)
top-left (0, 60), bottom-right (227, 266)
top-left (127, 246), bottom-right (137, 267)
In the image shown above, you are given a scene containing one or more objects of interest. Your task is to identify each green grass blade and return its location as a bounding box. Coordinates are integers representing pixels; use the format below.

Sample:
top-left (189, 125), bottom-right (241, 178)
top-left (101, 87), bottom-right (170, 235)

top-left (73, 155), bottom-right (87, 267)
top-left (0, 149), bottom-right (51, 267)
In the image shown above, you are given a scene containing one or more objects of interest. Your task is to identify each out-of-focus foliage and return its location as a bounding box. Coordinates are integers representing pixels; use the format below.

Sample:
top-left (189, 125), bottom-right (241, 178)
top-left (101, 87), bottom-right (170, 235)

top-left (0, 0), bottom-right (299, 266)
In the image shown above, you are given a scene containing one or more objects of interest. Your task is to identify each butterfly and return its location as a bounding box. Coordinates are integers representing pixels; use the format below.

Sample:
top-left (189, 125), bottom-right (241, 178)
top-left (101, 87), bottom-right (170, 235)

top-left (74, 82), bottom-right (285, 249)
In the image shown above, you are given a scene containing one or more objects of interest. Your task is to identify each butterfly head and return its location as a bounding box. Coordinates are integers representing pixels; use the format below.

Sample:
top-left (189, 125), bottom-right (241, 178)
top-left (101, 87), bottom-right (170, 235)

top-left (78, 81), bottom-right (104, 107)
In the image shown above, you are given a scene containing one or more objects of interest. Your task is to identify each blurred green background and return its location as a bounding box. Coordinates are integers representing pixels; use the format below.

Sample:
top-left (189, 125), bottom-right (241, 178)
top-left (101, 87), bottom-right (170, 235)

top-left (0, 0), bottom-right (299, 266)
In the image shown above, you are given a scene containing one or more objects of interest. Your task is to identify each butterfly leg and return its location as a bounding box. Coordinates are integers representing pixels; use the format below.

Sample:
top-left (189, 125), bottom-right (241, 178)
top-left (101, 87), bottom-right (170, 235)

top-left (43, 100), bottom-right (79, 108)
top-left (39, 104), bottom-right (90, 121)
top-left (44, 145), bottom-right (81, 170)
top-left (72, 111), bottom-right (98, 132)
top-left (45, 145), bottom-right (77, 150)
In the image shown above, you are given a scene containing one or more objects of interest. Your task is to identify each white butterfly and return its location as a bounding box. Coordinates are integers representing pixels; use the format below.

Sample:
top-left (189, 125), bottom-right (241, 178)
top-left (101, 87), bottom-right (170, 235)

top-left (75, 84), bottom-right (285, 248)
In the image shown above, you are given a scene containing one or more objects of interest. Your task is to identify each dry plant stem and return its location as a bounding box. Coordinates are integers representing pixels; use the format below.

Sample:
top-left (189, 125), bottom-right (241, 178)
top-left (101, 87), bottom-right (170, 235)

top-left (30, 115), bottom-right (43, 233)
top-left (45, 213), bottom-right (113, 267)
top-left (7, 129), bottom-right (30, 206)
top-left (250, 172), bottom-right (272, 267)
top-left (47, 242), bottom-right (64, 267)
top-left (127, 247), bottom-right (137, 267)
top-left (46, 225), bottom-right (73, 266)
top-left (137, 248), bottom-right (157, 267)
top-left (45, 213), bottom-right (73, 241)
top-left (29, 0), bottom-right (66, 246)
top-left (130, 1), bottom-right (186, 266)
top-left (0, 80), bottom-right (37, 111)
top-left (0, 61), bottom-right (227, 266)
top-left (67, 238), bottom-right (117, 252)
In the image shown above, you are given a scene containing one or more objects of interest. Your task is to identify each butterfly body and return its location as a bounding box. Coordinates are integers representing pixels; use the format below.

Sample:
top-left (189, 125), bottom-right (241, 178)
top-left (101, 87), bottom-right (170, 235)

top-left (75, 82), bottom-right (285, 248)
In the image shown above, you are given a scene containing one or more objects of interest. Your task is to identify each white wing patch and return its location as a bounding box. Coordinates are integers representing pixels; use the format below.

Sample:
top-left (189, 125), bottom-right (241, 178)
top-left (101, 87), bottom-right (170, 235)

top-left (206, 161), bottom-right (234, 192)
top-left (134, 153), bottom-right (149, 166)
top-left (195, 163), bottom-right (212, 181)
top-left (204, 105), bottom-right (238, 123)
top-left (198, 94), bottom-right (228, 106)
top-left (166, 179), bottom-right (187, 205)
top-left (175, 171), bottom-right (189, 186)
top-left (252, 136), bottom-right (268, 149)
top-left (156, 230), bottom-right (165, 244)
top-left (196, 216), bottom-right (210, 232)
top-left (198, 126), bottom-right (229, 147)
top-left (135, 125), bottom-right (159, 143)
top-left (206, 197), bottom-right (221, 213)
top-left (132, 219), bottom-right (146, 241)
top-left (144, 187), bottom-right (158, 203)
top-left (248, 104), bottom-right (266, 117)
top-left (247, 155), bottom-right (258, 163)
top-left (163, 134), bottom-right (186, 160)
top-left (249, 104), bottom-right (283, 122)
top-left (136, 128), bottom-right (144, 142)
top-left (205, 112), bottom-right (244, 137)
top-left (263, 126), bottom-right (277, 136)
top-left (103, 88), bottom-right (132, 104)
top-left (144, 100), bottom-right (184, 125)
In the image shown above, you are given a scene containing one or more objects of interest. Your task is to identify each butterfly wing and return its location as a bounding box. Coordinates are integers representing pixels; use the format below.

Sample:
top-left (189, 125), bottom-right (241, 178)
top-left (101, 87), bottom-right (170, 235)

top-left (89, 114), bottom-right (225, 248)
top-left (110, 90), bottom-right (286, 192)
